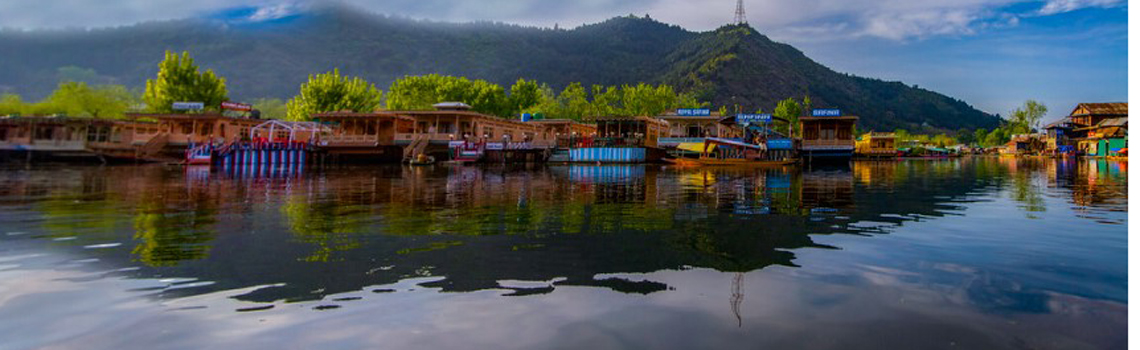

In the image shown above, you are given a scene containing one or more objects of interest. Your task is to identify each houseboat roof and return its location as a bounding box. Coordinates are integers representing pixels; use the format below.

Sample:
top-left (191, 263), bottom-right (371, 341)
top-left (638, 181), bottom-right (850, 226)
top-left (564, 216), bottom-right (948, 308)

top-left (1043, 117), bottom-right (1073, 129)
top-left (593, 116), bottom-right (670, 126)
top-left (800, 115), bottom-right (859, 121)
top-left (1071, 103), bottom-right (1127, 117)
top-left (432, 102), bottom-right (473, 111)
top-left (526, 119), bottom-right (592, 125)
top-left (312, 111), bottom-right (414, 121)
top-left (861, 132), bottom-right (896, 139)
top-left (0, 116), bottom-right (127, 125)
top-left (126, 113), bottom-right (263, 123)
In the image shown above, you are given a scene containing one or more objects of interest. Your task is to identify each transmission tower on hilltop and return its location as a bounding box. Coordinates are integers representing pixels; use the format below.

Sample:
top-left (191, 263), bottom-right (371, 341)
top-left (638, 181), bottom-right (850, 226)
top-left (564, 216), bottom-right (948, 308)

top-left (734, 0), bottom-right (748, 25)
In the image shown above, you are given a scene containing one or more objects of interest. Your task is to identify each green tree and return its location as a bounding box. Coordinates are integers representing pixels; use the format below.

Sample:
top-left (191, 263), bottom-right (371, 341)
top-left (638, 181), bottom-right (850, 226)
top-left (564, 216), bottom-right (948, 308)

top-left (250, 98), bottom-right (288, 120)
top-left (1008, 100), bottom-right (1047, 132)
top-left (974, 129), bottom-right (988, 146)
top-left (774, 98), bottom-right (803, 137)
top-left (508, 79), bottom-right (543, 116)
top-left (41, 82), bottom-right (137, 118)
top-left (143, 51), bottom-right (228, 113)
top-left (286, 69), bottom-right (382, 121)
top-left (0, 94), bottom-right (30, 116)
top-left (386, 74), bottom-right (511, 117)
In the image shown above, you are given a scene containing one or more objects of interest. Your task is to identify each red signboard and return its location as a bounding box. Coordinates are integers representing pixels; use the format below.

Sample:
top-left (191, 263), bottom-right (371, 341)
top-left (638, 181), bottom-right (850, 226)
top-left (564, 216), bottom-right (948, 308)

top-left (221, 101), bottom-right (253, 112)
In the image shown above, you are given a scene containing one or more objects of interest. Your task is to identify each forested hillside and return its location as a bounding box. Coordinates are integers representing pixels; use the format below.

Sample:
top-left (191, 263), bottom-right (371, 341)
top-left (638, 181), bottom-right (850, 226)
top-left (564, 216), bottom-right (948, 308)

top-left (0, 5), bottom-right (1000, 130)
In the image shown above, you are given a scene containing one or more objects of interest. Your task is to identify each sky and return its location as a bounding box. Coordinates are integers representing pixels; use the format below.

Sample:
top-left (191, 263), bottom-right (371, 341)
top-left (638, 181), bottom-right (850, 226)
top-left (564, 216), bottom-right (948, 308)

top-left (0, 0), bottom-right (1128, 122)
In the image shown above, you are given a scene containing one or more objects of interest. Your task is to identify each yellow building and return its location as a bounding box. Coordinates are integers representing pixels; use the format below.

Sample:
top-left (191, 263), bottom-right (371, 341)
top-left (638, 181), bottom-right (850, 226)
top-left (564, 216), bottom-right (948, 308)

top-left (855, 132), bottom-right (897, 158)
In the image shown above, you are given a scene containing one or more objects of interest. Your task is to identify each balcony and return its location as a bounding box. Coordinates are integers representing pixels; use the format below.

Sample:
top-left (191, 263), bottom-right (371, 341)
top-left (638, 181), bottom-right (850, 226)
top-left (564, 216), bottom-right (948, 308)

top-left (803, 139), bottom-right (854, 150)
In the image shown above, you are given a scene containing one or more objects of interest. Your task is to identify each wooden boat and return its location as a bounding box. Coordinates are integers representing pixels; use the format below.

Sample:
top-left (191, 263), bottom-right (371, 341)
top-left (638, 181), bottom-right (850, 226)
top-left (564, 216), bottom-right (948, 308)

top-left (667, 137), bottom-right (797, 167)
top-left (408, 154), bottom-right (436, 166)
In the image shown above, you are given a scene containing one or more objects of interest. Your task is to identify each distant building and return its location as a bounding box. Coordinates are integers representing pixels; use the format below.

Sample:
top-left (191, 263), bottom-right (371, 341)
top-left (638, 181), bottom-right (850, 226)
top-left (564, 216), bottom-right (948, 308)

top-left (1067, 103), bottom-right (1127, 157)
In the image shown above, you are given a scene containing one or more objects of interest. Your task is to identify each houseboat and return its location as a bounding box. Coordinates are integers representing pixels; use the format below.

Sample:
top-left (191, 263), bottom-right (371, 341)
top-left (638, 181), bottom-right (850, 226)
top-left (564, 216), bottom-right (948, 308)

top-left (0, 117), bottom-right (103, 161)
top-left (561, 116), bottom-right (671, 163)
top-left (855, 132), bottom-right (897, 159)
top-left (311, 111), bottom-right (415, 162)
top-left (799, 110), bottom-right (858, 161)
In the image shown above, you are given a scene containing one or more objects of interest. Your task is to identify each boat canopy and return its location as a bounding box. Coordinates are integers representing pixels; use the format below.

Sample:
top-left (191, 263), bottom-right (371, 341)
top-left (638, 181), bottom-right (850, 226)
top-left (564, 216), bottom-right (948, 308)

top-left (705, 137), bottom-right (765, 151)
top-left (250, 120), bottom-right (331, 143)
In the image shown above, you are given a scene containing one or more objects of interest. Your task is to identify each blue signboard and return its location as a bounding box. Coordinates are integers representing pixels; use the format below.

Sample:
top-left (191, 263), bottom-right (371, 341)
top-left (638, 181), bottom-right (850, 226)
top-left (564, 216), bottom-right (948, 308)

top-left (812, 109), bottom-right (841, 117)
top-left (767, 139), bottom-right (794, 150)
top-left (677, 108), bottom-right (711, 117)
top-left (173, 102), bottom-right (205, 111)
top-left (521, 113), bottom-right (533, 122)
top-left (736, 114), bottom-right (772, 124)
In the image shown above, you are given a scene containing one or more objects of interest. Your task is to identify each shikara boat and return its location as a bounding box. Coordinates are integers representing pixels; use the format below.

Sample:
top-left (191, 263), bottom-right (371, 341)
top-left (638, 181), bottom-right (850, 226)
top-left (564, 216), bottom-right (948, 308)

top-left (665, 137), bottom-right (798, 167)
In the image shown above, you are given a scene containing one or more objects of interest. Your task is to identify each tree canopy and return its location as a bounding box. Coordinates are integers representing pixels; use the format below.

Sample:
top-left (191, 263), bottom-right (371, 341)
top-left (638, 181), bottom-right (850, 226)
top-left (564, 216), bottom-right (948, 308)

top-left (143, 51), bottom-right (228, 113)
top-left (0, 83), bottom-right (138, 118)
top-left (386, 74), bottom-right (514, 116)
top-left (285, 69), bottom-right (383, 121)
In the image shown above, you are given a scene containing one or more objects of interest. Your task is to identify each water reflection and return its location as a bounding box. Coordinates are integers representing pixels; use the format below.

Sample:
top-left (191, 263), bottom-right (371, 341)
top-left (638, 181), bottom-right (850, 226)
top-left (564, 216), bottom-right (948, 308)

top-left (0, 158), bottom-right (1126, 304)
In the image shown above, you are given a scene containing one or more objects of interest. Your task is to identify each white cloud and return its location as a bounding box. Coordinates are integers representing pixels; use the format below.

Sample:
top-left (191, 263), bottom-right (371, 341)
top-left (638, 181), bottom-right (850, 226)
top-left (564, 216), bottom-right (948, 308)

top-left (1037, 0), bottom-right (1123, 15)
top-left (0, 0), bottom-right (1126, 41)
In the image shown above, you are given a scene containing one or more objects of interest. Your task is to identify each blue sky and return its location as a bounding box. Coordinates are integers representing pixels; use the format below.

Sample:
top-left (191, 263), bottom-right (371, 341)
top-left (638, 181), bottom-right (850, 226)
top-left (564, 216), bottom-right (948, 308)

top-left (0, 0), bottom-right (1127, 122)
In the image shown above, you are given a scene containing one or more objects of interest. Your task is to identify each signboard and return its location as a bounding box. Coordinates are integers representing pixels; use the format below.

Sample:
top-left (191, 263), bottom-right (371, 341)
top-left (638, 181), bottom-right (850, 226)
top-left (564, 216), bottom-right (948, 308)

top-left (767, 139), bottom-right (794, 150)
top-left (736, 114), bottom-right (772, 124)
top-left (677, 108), bottom-right (711, 117)
top-left (484, 142), bottom-right (505, 151)
top-left (812, 109), bottom-right (842, 117)
top-left (172, 102), bottom-right (204, 111)
top-left (521, 113), bottom-right (533, 122)
top-left (221, 101), bottom-right (253, 112)
top-left (448, 141), bottom-right (467, 148)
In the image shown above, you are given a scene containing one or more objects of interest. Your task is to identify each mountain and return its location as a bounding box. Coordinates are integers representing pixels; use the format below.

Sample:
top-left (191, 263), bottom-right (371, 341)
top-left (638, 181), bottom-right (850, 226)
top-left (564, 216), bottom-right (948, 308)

top-left (0, 4), bottom-right (1001, 131)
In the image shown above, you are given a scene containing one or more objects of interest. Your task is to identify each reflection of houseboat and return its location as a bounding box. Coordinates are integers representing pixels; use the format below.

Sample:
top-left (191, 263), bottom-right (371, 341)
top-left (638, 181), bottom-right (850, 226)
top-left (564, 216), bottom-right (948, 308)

top-left (855, 132), bottom-right (897, 159)
top-left (800, 111), bottom-right (858, 161)
top-left (562, 116), bottom-right (671, 163)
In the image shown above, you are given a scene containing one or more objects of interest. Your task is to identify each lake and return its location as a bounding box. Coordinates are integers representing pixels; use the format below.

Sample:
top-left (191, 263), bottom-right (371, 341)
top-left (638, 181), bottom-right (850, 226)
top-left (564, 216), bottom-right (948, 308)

top-left (0, 157), bottom-right (1127, 350)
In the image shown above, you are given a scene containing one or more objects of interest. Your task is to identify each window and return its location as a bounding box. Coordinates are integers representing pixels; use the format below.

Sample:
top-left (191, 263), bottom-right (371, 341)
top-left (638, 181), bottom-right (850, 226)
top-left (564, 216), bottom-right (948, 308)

top-left (0, 127), bottom-right (8, 141)
top-left (34, 126), bottom-right (55, 140)
top-left (200, 123), bottom-right (213, 136)
top-left (180, 123), bottom-right (194, 135)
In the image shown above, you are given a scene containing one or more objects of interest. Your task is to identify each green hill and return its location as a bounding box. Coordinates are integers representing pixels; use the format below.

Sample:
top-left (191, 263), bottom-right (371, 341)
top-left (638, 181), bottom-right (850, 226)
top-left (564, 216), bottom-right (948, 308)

top-left (0, 5), bottom-right (1000, 130)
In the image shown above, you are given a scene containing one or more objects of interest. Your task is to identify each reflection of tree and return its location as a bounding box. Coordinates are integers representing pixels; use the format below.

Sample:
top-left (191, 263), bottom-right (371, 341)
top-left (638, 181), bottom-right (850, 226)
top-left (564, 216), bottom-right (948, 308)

top-left (1010, 168), bottom-right (1046, 216)
top-left (37, 172), bottom-right (123, 240)
top-left (283, 195), bottom-right (365, 262)
top-left (131, 196), bottom-right (217, 267)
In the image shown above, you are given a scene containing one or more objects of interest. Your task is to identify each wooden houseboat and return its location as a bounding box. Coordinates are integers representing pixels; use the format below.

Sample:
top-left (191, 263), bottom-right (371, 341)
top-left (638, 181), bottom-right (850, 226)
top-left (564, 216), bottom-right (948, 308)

top-left (855, 132), bottom-right (897, 159)
top-left (311, 111), bottom-right (415, 162)
top-left (560, 116), bottom-right (671, 163)
top-left (657, 113), bottom-right (744, 147)
top-left (0, 117), bottom-right (100, 161)
top-left (799, 111), bottom-right (858, 161)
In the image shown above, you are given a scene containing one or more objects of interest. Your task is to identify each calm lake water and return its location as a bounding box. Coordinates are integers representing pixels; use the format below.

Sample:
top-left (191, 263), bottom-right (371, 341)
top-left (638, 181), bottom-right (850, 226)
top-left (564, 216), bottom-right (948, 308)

top-left (0, 157), bottom-right (1127, 350)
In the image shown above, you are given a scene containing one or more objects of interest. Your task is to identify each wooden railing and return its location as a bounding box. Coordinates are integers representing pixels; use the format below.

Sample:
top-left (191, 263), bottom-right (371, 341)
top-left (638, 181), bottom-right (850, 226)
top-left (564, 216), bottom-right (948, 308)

top-left (323, 134), bottom-right (377, 145)
top-left (803, 139), bottom-right (854, 148)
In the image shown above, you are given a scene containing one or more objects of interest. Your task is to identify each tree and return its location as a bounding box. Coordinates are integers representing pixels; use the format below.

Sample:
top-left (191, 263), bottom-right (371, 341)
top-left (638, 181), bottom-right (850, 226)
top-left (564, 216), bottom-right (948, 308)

top-left (1008, 100), bottom-right (1047, 133)
top-left (508, 79), bottom-right (543, 115)
top-left (286, 69), bottom-right (382, 121)
top-left (974, 129), bottom-right (988, 146)
top-left (0, 94), bottom-right (29, 116)
top-left (250, 98), bottom-right (288, 120)
top-left (387, 74), bottom-right (510, 117)
top-left (774, 98), bottom-right (803, 137)
top-left (143, 51), bottom-right (228, 113)
top-left (42, 82), bottom-right (137, 118)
